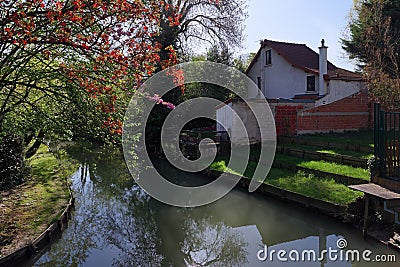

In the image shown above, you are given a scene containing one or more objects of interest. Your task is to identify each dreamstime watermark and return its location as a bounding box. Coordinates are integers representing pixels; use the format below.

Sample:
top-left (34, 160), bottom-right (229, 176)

top-left (257, 238), bottom-right (397, 263)
top-left (122, 61), bottom-right (276, 207)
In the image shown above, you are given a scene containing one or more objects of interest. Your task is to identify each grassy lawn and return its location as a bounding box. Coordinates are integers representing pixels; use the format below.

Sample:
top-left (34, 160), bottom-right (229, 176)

top-left (0, 144), bottom-right (78, 257)
top-left (210, 159), bottom-right (364, 206)
top-left (279, 143), bottom-right (373, 159)
top-left (299, 130), bottom-right (374, 147)
top-left (274, 154), bottom-right (370, 181)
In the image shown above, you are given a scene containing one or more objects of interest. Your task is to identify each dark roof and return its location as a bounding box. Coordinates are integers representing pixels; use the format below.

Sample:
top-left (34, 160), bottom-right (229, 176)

top-left (246, 39), bottom-right (363, 81)
top-left (292, 93), bottom-right (322, 100)
top-left (327, 68), bottom-right (364, 81)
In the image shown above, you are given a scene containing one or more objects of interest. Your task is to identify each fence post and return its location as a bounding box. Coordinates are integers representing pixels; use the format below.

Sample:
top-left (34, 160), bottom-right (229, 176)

top-left (374, 103), bottom-right (380, 159)
top-left (380, 107), bottom-right (386, 177)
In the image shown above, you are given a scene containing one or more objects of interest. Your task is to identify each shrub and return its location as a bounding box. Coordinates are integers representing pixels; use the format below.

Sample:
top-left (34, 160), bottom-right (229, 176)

top-left (367, 156), bottom-right (380, 181)
top-left (0, 135), bottom-right (28, 190)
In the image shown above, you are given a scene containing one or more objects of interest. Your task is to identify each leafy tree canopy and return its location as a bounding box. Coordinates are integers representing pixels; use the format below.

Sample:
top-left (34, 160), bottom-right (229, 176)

top-left (0, 0), bottom-right (181, 141)
top-left (342, 0), bottom-right (400, 77)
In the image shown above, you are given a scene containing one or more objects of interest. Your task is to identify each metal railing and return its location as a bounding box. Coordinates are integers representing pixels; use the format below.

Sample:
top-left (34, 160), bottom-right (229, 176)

top-left (375, 103), bottom-right (400, 180)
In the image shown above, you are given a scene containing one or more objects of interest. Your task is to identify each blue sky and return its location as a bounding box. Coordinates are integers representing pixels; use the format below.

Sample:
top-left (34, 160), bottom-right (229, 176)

top-left (244, 0), bottom-right (355, 70)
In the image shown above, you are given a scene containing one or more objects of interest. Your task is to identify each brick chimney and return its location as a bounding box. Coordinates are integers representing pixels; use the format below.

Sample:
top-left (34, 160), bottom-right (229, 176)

top-left (318, 39), bottom-right (328, 96)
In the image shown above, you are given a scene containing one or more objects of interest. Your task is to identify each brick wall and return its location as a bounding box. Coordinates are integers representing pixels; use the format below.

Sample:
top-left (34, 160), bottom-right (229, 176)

top-left (275, 105), bottom-right (301, 136)
top-left (272, 91), bottom-right (372, 136)
top-left (297, 91), bottom-right (371, 135)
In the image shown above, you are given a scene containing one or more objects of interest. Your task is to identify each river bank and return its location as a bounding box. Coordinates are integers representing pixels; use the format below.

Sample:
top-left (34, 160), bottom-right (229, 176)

top-left (0, 144), bottom-right (78, 260)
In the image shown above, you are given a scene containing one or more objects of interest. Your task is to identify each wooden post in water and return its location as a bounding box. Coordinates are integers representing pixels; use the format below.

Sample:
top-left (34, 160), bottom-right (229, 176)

top-left (363, 195), bottom-right (369, 239)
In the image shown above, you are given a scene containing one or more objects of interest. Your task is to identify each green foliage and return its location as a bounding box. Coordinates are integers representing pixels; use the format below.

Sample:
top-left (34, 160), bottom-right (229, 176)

top-left (179, 45), bottom-right (247, 116)
top-left (0, 135), bottom-right (28, 190)
top-left (0, 143), bottom-right (78, 250)
top-left (145, 45), bottom-right (244, 151)
top-left (181, 45), bottom-right (240, 103)
top-left (240, 52), bottom-right (257, 73)
top-left (0, 1), bottom-right (168, 148)
top-left (342, 0), bottom-right (400, 76)
top-left (343, 1), bottom-right (400, 108)
top-left (367, 156), bottom-right (380, 178)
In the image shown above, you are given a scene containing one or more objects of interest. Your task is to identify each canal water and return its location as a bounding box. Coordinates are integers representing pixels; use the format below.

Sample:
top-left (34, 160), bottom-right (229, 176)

top-left (32, 147), bottom-right (399, 267)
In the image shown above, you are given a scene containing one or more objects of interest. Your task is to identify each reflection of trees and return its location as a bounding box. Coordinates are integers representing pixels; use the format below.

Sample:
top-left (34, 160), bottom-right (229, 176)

top-left (101, 187), bottom-right (163, 267)
top-left (35, 166), bottom-right (107, 266)
top-left (180, 218), bottom-right (248, 267)
top-left (35, 146), bottom-right (248, 267)
top-left (66, 144), bottom-right (134, 197)
top-left (35, 145), bottom-right (163, 267)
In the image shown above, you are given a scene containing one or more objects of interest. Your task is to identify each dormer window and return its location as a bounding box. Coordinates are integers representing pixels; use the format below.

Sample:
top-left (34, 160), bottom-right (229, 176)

top-left (265, 50), bottom-right (272, 65)
top-left (307, 76), bottom-right (316, 92)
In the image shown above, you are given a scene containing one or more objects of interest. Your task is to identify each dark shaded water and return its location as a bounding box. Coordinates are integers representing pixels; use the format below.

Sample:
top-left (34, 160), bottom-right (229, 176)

top-left (32, 147), bottom-right (399, 266)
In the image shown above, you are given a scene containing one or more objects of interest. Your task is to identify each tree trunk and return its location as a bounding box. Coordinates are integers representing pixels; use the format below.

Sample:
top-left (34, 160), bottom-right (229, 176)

top-left (23, 130), bottom-right (35, 146)
top-left (25, 129), bottom-right (45, 159)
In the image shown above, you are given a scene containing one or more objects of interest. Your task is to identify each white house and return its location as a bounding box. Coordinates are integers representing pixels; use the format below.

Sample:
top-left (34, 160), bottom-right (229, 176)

top-left (217, 39), bottom-right (370, 140)
top-left (246, 39), bottom-right (364, 103)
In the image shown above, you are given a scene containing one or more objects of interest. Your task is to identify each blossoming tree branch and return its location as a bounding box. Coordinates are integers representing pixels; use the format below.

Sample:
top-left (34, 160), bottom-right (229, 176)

top-left (0, 0), bottom-right (185, 135)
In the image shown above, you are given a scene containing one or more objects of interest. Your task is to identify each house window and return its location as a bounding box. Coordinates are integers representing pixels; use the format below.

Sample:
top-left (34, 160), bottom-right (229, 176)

top-left (265, 50), bottom-right (272, 65)
top-left (306, 76), bottom-right (316, 92)
top-left (257, 77), bottom-right (261, 89)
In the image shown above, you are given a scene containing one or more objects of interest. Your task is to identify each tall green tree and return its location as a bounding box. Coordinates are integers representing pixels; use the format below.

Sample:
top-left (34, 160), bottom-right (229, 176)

top-left (180, 45), bottom-right (236, 103)
top-left (342, 0), bottom-right (400, 76)
top-left (342, 0), bottom-right (400, 108)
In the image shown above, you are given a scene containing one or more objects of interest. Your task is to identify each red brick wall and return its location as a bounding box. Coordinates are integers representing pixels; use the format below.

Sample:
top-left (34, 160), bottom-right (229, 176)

top-left (296, 91), bottom-right (371, 134)
top-left (273, 92), bottom-right (372, 136)
top-left (275, 105), bottom-right (301, 136)
top-left (297, 114), bottom-right (369, 133)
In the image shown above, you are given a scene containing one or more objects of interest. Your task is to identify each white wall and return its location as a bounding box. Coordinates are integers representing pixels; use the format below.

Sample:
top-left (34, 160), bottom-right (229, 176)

top-left (247, 46), bottom-right (320, 99)
top-left (247, 54), bottom-right (263, 98)
top-left (216, 100), bottom-right (276, 144)
top-left (315, 80), bottom-right (364, 107)
top-left (216, 102), bottom-right (233, 133)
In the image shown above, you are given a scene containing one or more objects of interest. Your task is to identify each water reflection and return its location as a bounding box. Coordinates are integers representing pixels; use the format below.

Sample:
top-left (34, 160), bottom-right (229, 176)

top-left (180, 217), bottom-right (247, 266)
top-left (33, 146), bottom-right (399, 267)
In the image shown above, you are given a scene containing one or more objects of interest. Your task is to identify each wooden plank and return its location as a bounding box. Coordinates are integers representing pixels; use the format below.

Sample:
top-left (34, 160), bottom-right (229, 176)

top-left (349, 183), bottom-right (400, 200)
